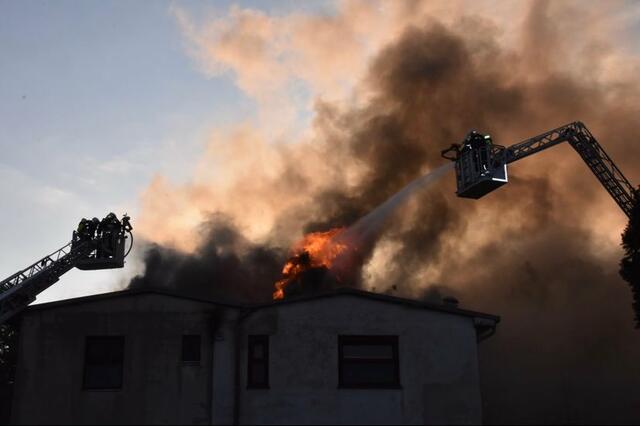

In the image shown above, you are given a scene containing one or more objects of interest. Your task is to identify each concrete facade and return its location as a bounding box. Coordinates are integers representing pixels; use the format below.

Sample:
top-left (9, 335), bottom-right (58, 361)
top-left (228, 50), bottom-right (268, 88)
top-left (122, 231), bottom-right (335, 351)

top-left (10, 288), bottom-right (498, 425)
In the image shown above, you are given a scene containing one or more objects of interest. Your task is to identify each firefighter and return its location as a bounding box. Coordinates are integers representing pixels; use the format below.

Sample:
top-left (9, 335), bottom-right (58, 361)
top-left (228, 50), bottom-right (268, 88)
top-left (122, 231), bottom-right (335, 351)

top-left (100, 213), bottom-right (120, 229)
top-left (478, 134), bottom-right (492, 174)
top-left (462, 131), bottom-right (477, 152)
top-left (76, 218), bottom-right (87, 235)
top-left (87, 217), bottom-right (100, 239)
top-left (98, 213), bottom-right (121, 258)
top-left (463, 131), bottom-right (481, 174)
top-left (468, 131), bottom-right (483, 149)
top-left (462, 131), bottom-right (492, 175)
top-left (121, 214), bottom-right (132, 233)
top-left (79, 217), bottom-right (100, 258)
top-left (76, 218), bottom-right (91, 241)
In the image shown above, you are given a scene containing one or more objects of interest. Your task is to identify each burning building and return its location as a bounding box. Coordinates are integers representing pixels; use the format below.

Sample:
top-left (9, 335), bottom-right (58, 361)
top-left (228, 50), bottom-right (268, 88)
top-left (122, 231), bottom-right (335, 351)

top-left (9, 287), bottom-right (498, 424)
top-left (6, 1), bottom-right (640, 424)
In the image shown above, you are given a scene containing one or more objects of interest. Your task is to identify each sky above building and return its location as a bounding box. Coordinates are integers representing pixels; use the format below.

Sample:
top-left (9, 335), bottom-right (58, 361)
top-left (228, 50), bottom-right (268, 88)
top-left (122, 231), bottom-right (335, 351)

top-left (0, 0), bottom-right (301, 301)
top-left (2, 0), bottom-right (640, 303)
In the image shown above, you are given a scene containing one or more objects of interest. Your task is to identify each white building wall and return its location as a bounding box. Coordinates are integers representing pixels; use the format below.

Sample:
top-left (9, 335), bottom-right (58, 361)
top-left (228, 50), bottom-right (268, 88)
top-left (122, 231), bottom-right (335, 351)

top-left (10, 291), bottom-right (490, 425)
top-left (236, 294), bottom-right (483, 425)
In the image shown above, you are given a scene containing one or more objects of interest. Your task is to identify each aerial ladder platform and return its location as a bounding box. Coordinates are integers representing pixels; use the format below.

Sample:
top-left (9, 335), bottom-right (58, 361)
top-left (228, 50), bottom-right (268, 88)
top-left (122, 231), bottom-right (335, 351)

top-left (441, 121), bottom-right (636, 217)
top-left (0, 213), bottom-right (132, 323)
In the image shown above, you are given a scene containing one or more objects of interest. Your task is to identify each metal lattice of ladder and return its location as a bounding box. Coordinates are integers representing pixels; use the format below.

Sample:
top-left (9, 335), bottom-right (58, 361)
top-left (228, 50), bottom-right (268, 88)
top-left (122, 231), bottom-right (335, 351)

top-left (501, 121), bottom-right (635, 218)
top-left (0, 241), bottom-right (94, 323)
top-left (568, 123), bottom-right (636, 218)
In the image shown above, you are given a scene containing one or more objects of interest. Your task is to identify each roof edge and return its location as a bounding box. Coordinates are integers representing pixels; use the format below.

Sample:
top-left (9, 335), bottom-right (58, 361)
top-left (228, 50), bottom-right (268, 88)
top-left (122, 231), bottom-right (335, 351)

top-left (24, 286), bottom-right (500, 324)
top-left (26, 288), bottom-right (246, 312)
top-left (252, 287), bottom-right (500, 323)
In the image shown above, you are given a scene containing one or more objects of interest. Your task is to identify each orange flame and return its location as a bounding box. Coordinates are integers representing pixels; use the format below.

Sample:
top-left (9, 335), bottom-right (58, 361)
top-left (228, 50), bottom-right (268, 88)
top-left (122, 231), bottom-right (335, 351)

top-left (273, 227), bottom-right (348, 299)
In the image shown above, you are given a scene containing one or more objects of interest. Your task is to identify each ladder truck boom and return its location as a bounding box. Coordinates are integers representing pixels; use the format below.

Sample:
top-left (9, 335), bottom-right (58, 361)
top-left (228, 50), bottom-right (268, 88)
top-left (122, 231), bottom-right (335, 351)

top-left (0, 213), bottom-right (133, 323)
top-left (441, 121), bottom-right (636, 217)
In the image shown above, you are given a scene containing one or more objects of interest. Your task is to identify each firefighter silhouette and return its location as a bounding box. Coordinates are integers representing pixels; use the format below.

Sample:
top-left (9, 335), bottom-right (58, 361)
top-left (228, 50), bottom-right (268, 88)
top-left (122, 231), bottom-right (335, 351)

top-left (98, 213), bottom-right (121, 258)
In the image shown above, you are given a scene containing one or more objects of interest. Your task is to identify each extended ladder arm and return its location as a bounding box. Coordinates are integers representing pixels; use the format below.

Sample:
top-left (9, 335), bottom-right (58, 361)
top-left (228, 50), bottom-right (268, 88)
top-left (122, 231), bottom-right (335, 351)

top-left (0, 213), bottom-right (133, 323)
top-left (0, 241), bottom-right (96, 323)
top-left (500, 122), bottom-right (636, 217)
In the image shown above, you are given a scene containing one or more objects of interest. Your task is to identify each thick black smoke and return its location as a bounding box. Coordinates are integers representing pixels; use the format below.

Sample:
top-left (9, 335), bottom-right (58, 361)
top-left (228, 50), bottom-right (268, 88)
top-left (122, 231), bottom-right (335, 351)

top-left (130, 2), bottom-right (640, 422)
top-left (129, 215), bottom-right (283, 303)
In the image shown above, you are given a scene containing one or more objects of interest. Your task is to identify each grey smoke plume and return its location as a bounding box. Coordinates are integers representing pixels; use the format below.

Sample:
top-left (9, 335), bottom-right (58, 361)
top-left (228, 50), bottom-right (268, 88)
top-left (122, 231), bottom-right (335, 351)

top-left (330, 162), bottom-right (455, 281)
top-left (131, 2), bottom-right (640, 422)
top-left (340, 162), bottom-right (455, 248)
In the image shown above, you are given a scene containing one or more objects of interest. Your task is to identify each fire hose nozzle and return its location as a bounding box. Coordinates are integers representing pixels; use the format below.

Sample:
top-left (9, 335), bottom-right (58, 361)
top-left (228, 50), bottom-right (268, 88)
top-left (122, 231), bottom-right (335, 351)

top-left (441, 144), bottom-right (461, 161)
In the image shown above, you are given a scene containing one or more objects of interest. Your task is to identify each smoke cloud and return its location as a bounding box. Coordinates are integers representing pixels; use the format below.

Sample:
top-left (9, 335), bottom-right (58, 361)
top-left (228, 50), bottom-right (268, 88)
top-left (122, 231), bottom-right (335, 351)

top-left (130, 1), bottom-right (640, 423)
top-left (129, 215), bottom-right (282, 302)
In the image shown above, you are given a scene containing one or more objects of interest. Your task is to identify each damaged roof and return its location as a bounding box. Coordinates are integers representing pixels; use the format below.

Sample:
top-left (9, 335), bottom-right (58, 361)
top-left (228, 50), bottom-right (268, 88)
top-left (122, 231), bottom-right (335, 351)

top-left (25, 286), bottom-right (499, 324)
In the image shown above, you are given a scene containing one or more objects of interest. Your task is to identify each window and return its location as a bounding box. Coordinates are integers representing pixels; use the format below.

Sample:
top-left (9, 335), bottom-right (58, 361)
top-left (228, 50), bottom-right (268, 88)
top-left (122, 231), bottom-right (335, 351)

top-left (338, 336), bottom-right (400, 388)
top-left (83, 336), bottom-right (124, 390)
top-left (247, 335), bottom-right (269, 388)
top-left (182, 335), bottom-right (201, 364)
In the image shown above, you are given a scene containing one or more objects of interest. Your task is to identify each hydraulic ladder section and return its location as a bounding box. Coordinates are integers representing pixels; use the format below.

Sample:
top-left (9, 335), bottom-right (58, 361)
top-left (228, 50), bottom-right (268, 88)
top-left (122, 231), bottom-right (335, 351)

top-left (444, 121), bottom-right (636, 217)
top-left (566, 122), bottom-right (636, 218)
top-left (0, 213), bottom-right (132, 323)
top-left (0, 241), bottom-right (95, 323)
top-left (501, 121), bottom-right (635, 217)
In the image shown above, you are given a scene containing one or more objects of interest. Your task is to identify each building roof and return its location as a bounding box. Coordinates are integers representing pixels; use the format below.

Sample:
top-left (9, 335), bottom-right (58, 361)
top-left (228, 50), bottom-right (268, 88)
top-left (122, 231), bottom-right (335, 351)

top-left (27, 287), bottom-right (247, 311)
top-left (258, 287), bottom-right (500, 322)
top-left (26, 286), bottom-right (500, 324)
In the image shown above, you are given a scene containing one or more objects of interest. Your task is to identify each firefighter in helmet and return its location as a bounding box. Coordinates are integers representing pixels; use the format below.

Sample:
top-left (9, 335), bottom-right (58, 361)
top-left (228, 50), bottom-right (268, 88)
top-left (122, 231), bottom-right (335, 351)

top-left (76, 218), bottom-right (91, 241)
top-left (98, 213), bottom-right (121, 257)
top-left (464, 130), bottom-right (492, 175)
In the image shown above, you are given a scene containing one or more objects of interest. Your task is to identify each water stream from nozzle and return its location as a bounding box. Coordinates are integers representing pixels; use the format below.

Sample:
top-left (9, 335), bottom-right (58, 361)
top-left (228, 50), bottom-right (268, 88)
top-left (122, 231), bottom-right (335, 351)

top-left (331, 162), bottom-right (454, 276)
top-left (274, 162), bottom-right (454, 297)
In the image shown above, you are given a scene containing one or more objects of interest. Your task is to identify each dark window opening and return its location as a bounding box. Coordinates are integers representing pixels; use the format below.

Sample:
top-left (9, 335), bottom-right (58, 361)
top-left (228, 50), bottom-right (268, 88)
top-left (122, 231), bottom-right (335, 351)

top-left (338, 335), bottom-right (400, 389)
top-left (247, 335), bottom-right (269, 388)
top-left (83, 336), bottom-right (124, 390)
top-left (182, 335), bottom-right (201, 364)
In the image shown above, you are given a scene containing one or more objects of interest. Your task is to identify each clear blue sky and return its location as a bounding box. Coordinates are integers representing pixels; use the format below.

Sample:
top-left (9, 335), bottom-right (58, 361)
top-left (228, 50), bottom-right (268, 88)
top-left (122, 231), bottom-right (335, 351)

top-left (0, 0), bottom-right (330, 301)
